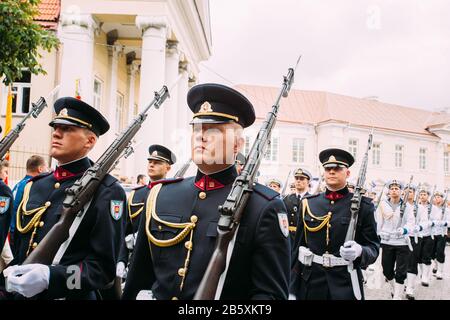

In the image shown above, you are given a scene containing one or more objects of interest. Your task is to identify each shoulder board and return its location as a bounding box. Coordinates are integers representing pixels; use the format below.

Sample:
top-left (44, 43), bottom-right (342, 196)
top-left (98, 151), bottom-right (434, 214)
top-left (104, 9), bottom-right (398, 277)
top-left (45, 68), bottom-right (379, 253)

top-left (253, 183), bottom-right (279, 201)
top-left (102, 174), bottom-right (118, 187)
top-left (304, 193), bottom-right (320, 199)
top-left (132, 184), bottom-right (147, 191)
top-left (149, 177), bottom-right (183, 189)
top-left (29, 172), bottom-right (53, 183)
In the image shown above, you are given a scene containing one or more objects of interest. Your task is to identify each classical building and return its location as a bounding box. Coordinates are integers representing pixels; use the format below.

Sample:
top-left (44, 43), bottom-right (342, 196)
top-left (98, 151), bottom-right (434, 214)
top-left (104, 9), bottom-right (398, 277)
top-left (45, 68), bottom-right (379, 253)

top-left (0, 0), bottom-right (211, 183)
top-left (237, 85), bottom-right (450, 192)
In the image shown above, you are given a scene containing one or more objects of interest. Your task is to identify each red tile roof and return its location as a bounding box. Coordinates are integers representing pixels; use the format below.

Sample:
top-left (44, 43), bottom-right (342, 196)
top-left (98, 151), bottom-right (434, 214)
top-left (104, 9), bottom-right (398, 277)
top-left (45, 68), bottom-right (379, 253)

top-left (235, 84), bottom-right (447, 136)
top-left (35, 0), bottom-right (60, 29)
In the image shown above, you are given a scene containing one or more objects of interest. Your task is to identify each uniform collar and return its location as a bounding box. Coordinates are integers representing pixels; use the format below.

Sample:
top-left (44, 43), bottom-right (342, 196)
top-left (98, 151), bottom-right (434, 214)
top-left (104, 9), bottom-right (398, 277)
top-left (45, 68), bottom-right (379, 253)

top-left (194, 165), bottom-right (237, 191)
top-left (325, 186), bottom-right (349, 201)
top-left (54, 157), bottom-right (91, 182)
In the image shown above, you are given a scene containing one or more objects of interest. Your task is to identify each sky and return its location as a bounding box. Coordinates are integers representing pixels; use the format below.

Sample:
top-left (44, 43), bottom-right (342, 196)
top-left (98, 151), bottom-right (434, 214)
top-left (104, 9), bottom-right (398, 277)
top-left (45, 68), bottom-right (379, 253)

top-left (199, 0), bottom-right (450, 111)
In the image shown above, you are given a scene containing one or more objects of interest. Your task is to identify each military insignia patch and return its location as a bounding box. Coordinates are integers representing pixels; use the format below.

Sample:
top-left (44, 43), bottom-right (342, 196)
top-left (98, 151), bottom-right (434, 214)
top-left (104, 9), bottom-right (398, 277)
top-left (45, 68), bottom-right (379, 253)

top-left (110, 200), bottom-right (124, 220)
top-left (0, 197), bottom-right (10, 215)
top-left (277, 213), bottom-right (289, 238)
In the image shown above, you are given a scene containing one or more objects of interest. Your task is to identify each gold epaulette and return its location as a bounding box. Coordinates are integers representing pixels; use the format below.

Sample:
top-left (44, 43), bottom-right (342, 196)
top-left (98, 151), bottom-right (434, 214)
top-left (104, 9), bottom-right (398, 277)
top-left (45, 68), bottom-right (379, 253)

top-left (15, 181), bottom-right (52, 256)
top-left (302, 198), bottom-right (332, 246)
top-left (127, 190), bottom-right (145, 220)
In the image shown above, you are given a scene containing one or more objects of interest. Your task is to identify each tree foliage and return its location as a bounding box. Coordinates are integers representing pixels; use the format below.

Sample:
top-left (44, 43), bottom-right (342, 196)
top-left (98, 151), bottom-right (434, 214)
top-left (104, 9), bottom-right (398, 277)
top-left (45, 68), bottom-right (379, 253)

top-left (0, 0), bottom-right (59, 85)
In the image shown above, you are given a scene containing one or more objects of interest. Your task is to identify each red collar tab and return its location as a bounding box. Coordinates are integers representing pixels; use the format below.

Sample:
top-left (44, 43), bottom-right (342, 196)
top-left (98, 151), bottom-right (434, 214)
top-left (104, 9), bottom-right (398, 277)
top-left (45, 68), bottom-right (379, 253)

top-left (53, 167), bottom-right (77, 182)
top-left (194, 175), bottom-right (225, 191)
top-left (325, 191), bottom-right (345, 201)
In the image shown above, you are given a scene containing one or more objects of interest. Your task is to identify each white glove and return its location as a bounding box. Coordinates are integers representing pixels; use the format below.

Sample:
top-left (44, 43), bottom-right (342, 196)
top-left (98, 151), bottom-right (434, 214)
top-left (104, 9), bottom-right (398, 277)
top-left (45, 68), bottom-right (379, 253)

top-left (116, 262), bottom-right (126, 278)
top-left (340, 240), bottom-right (362, 262)
top-left (125, 233), bottom-right (137, 250)
top-left (396, 227), bottom-right (407, 236)
top-left (4, 264), bottom-right (50, 298)
top-left (413, 225), bottom-right (422, 233)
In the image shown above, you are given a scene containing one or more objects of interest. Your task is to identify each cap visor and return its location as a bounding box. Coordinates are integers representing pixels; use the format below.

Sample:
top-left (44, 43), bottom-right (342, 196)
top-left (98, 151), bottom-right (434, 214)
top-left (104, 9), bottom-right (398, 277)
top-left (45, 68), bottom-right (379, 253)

top-left (49, 118), bottom-right (87, 128)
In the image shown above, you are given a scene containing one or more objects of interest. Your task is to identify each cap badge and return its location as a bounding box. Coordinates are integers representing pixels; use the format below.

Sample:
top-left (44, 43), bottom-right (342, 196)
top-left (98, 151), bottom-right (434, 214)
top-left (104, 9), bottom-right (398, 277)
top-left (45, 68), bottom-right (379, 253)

top-left (152, 151), bottom-right (158, 157)
top-left (58, 108), bottom-right (68, 117)
top-left (328, 155), bottom-right (337, 162)
top-left (199, 101), bottom-right (213, 113)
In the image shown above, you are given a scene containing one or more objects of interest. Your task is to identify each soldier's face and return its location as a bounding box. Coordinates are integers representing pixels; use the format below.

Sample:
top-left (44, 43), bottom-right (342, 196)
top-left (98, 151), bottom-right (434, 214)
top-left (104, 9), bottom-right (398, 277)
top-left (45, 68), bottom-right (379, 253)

top-left (147, 159), bottom-right (170, 181)
top-left (407, 189), bottom-right (415, 201)
top-left (434, 195), bottom-right (443, 206)
top-left (324, 166), bottom-right (350, 190)
top-left (389, 186), bottom-right (401, 199)
top-left (191, 123), bottom-right (243, 168)
top-left (50, 124), bottom-right (96, 164)
top-left (268, 183), bottom-right (281, 193)
top-left (294, 176), bottom-right (309, 192)
top-left (0, 167), bottom-right (7, 181)
top-left (419, 192), bottom-right (428, 202)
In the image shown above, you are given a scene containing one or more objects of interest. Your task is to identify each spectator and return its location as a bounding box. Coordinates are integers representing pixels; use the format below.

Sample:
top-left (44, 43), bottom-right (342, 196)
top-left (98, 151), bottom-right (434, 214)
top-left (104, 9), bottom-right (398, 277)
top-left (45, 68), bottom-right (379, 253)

top-left (136, 174), bottom-right (148, 186)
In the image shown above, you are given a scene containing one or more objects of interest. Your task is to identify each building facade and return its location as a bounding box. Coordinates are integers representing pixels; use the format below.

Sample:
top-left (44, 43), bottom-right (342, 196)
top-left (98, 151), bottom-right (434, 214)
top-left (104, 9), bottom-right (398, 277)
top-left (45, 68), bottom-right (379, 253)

top-left (0, 0), bottom-right (211, 183)
top-left (238, 85), bottom-right (450, 192)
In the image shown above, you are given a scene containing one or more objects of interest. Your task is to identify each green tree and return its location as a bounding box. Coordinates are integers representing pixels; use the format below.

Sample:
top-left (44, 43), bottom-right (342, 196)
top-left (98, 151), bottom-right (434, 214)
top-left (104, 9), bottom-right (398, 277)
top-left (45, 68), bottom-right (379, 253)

top-left (0, 0), bottom-right (59, 85)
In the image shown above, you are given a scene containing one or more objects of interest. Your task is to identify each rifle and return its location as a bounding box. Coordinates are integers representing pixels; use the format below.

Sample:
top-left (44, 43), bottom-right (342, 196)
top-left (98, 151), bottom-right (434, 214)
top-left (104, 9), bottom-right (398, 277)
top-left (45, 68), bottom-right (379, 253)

top-left (397, 175), bottom-right (413, 251)
top-left (440, 190), bottom-right (449, 236)
top-left (343, 130), bottom-right (373, 300)
top-left (374, 183), bottom-right (386, 211)
top-left (193, 57), bottom-right (301, 300)
top-left (428, 185), bottom-right (436, 240)
top-left (173, 158), bottom-right (192, 178)
top-left (280, 169), bottom-right (292, 196)
top-left (0, 96), bottom-right (50, 160)
top-left (23, 85), bottom-right (170, 265)
top-left (412, 183), bottom-right (421, 244)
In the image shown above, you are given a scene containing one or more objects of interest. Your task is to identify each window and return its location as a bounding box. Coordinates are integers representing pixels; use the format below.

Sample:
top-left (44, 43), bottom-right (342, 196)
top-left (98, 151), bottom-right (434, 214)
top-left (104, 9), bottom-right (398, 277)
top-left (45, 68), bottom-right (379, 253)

top-left (445, 152), bottom-right (449, 173)
top-left (244, 136), bottom-right (251, 156)
top-left (372, 142), bottom-right (381, 166)
top-left (348, 139), bottom-right (358, 159)
top-left (395, 145), bottom-right (403, 168)
top-left (10, 71), bottom-right (31, 115)
top-left (93, 78), bottom-right (102, 110)
top-left (419, 148), bottom-right (426, 170)
top-left (292, 138), bottom-right (305, 163)
top-left (264, 136), bottom-right (279, 161)
top-left (115, 92), bottom-right (125, 132)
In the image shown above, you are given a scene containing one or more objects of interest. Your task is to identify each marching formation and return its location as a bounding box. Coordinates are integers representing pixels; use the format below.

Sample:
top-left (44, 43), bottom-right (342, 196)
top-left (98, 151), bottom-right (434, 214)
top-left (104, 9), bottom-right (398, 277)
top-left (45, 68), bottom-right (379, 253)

top-left (0, 63), bottom-right (448, 301)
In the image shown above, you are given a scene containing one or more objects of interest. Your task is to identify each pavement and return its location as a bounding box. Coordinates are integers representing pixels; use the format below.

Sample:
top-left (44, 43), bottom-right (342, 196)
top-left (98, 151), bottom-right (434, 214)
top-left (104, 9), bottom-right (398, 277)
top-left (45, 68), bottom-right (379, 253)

top-left (364, 244), bottom-right (450, 300)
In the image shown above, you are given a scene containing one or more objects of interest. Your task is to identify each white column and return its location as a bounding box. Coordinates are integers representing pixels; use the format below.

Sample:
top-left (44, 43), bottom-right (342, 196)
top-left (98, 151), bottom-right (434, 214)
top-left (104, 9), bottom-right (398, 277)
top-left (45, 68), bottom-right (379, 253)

top-left (176, 61), bottom-right (191, 165)
top-left (133, 15), bottom-right (168, 177)
top-left (121, 60), bottom-right (140, 180)
top-left (58, 13), bottom-right (97, 105)
top-left (106, 43), bottom-right (123, 142)
top-left (164, 40), bottom-right (180, 155)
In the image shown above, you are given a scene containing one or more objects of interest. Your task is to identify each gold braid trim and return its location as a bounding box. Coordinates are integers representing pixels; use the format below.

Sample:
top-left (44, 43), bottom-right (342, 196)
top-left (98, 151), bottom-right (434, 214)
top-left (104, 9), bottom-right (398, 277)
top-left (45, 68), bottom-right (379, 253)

top-left (145, 183), bottom-right (197, 248)
top-left (128, 190), bottom-right (144, 220)
top-left (15, 181), bottom-right (51, 234)
top-left (302, 198), bottom-right (332, 245)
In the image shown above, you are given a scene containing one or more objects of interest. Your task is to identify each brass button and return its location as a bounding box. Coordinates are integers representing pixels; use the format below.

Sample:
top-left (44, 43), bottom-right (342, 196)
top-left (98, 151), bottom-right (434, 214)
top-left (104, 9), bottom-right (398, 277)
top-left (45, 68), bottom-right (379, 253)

top-left (185, 241), bottom-right (193, 250)
top-left (39, 221), bottom-right (44, 228)
top-left (330, 201), bottom-right (334, 204)
top-left (158, 225), bottom-right (163, 231)
top-left (171, 297), bottom-right (178, 300)
top-left (190, 215), bottom-right (198, 223)
top-left (328, 211), bottom-right (332, 215)
top-left (45, 201), bottom-right (51, 207)
top-left (291, 213), bottom-right (294, 216)
top-left (54, 182), bottom-right (60, 189)
top-left (178, 268), bottom-right (186, 277)
top-left (198, 192), bottom-right (207, 200)
top-left (32, 242), bottom-right (38, 249)
top-left (290, 222), bottom-right (293, 225)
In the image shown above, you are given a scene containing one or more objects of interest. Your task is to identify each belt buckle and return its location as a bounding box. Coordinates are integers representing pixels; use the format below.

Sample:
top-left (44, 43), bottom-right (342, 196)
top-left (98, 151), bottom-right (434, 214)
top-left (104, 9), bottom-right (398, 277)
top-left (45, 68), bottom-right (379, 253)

top-left (322, 253), bottom-right (333, 268)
